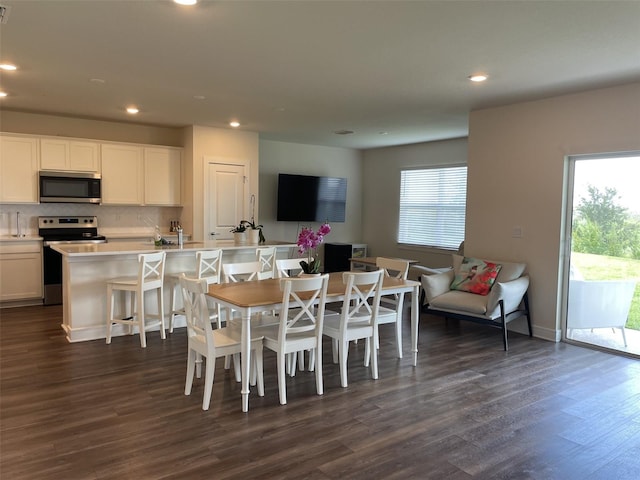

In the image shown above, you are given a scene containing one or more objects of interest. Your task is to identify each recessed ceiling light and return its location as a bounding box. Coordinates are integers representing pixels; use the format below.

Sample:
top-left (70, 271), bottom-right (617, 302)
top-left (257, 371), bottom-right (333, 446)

top-left (468, 74), bottom-right (488, 82)
top-left (193, 95), bottom-right (205, 100)
top-left (379, 131), bottom-right (389, 135)
top-left (334, 130), bottom-right (354, 135)
top-left (0, 91), bottom-right (7, 97)
top-left (90, 78), bottom-right (106, 84)
top-left (174, 0), bottom-right (197, 5)
top-left (126, 106), bottom-right (139, 114)
top-left (229, 121), bottom-right (241, 128)
top-left (0, 63), bottom-right (17, 71)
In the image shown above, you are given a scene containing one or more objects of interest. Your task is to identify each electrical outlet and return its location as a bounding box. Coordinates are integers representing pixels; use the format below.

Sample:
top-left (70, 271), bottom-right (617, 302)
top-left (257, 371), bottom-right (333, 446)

top-left (512, 226), bottom-right (523, 238)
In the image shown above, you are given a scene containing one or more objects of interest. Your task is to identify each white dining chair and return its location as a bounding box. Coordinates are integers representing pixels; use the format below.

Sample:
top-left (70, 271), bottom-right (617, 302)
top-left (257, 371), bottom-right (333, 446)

top-left (256, 247), bottom-right (276, 280)
top-left (181, 275), bottom-right (264, 410)
top-left (375, 257), bottom-right (409, 358)
top-left (106, 251), bottom-right (166, 348)
top-left (275, 257), bottom-right (305, 278)
top-left (276, 257), bottom-right (322, 373)
top-left (255, 274), bottom-right (329, 405)
top-left (323, 269), bottom-right (384, 388)
top-left (168, 249), bottom-right (223, 333)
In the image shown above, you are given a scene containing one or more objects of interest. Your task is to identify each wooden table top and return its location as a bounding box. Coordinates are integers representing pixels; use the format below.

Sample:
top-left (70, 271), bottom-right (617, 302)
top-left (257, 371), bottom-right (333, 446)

top-left (349, 256), bottom-right (420, 266)
top-left (207, 271), bottom-right (418, 308)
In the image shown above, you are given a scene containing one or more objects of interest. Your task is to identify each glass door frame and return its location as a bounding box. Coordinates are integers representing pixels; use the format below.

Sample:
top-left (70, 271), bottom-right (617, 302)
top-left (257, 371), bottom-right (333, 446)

top-left (561, 150), bottom-right (640, 357)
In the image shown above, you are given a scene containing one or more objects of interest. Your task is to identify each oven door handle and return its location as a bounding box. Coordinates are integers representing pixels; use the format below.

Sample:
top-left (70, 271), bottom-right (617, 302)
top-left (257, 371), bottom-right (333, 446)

top-left (43, 240), bottom-right (107, 247)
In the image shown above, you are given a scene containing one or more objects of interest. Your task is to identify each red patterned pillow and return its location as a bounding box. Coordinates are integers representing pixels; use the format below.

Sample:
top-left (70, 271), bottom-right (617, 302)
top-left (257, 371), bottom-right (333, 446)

top-left (450, 257), bottom-right (502, 296)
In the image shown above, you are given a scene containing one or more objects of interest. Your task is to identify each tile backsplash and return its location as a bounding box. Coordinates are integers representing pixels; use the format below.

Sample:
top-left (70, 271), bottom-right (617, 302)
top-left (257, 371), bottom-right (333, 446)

top-left (0, 204), bottom-right (182, 237)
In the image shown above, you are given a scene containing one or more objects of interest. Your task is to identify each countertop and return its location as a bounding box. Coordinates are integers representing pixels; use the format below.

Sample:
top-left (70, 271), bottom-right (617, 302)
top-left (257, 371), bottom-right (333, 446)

top-left (0, 235), bottom-right (43, 242)
top-left (101, 231), bottom-right (187, 240)
top-left (51, 240), bottom-right (296, 257)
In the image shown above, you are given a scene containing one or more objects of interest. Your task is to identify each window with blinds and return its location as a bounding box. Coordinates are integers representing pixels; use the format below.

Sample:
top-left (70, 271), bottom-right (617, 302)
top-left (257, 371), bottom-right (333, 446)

top-left (398, 165), bottom-right (467, 249)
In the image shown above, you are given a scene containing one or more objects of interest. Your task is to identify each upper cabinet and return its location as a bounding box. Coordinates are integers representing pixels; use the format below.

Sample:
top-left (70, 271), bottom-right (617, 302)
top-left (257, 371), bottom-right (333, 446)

top-left (101, 144), bottom-right (144, 205)
top-left (0, 132), bottom-right (182, 206)
top-left (144, 147), bottom-right (182, 206)
top-left (101, 144), bottom-right (181, 206)
top-left (40, 138), bottom-right (100, 172)
top-left (0, 134), bottom-right (39, 204)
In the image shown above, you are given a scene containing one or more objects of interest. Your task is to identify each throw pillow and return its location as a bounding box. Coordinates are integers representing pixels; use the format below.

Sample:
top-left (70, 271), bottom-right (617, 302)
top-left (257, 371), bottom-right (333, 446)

top-left (450, 257), bottom-right (502, 296)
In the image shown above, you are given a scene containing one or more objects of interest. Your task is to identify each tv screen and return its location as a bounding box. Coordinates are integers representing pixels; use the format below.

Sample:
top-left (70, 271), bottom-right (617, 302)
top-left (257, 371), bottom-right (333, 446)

top-left (277, 173), bottom-right (347, 222)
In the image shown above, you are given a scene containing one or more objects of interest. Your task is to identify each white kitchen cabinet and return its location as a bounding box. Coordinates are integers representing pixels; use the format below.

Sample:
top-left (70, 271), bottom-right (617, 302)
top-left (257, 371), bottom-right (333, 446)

top-left (144, 147), bottom-right (182, 206)
top-left (0, 240), bottom-right (43, 302)
top-left (40, 138), bottom-right (100, 172)
top-left (0, 134), bottom-right (39, 204)
top-left (101, 144), bottom-right (144, 205)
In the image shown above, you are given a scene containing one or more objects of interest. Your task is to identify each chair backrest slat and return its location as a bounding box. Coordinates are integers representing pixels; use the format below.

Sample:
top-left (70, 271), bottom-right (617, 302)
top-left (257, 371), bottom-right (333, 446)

top-left (139, 251), bottom-right (166, 288)
top-left (197, 249), bottom-right (222, 284)
top-left (278, 275), bottom-right (329, 343)
top-left (376, 257), bottom-right (409, 280)
top-left (180, 275), bottom-right (213, 344)
top-left (275, 258), bottom-right (305, 278)
top-left (376, 257), bottom-right (409, 305)
top-left (340, 269), bottom-right (384, 333)
top-left (222, 261), bottom-right (262, 283)
top-left (256, 247), bottom-right (276, 280)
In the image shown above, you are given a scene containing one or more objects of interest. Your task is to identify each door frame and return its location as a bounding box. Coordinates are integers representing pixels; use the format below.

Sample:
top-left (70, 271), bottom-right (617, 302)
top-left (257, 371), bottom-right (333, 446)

top-left (561, 151), bottom-right (640, 353)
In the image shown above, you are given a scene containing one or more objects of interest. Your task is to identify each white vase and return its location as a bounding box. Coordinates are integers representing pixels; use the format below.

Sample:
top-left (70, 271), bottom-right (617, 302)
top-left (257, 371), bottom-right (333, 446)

top-left (247, 229), bottom-right (260, 244)
top-left (298, 272), bottom-right (321, 278)
top-left (233, 232), bottom-right (246, 244)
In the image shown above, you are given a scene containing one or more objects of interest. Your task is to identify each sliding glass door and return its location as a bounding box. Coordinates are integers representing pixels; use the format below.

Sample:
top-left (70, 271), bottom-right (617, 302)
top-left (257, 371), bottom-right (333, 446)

top-left (564, 153), bottom-right (640, 357)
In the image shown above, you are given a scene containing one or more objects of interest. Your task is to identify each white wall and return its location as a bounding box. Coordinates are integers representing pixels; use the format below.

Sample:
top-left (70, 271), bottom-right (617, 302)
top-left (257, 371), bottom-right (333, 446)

top-left (361, 138), bottom-right (468, 268)
top-left (258, 140), bottom-right (363, 251)
top-left (467, 82), bottom-right (640, 342)
top-left (0, 110), bottom-right (183, 146)
top-left (184, 126), bottom-right (259, 240)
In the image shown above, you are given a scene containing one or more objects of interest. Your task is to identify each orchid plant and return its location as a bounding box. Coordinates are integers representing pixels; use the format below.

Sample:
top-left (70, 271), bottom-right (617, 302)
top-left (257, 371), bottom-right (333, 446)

top-left (297, 223), bottom-right (331, 274)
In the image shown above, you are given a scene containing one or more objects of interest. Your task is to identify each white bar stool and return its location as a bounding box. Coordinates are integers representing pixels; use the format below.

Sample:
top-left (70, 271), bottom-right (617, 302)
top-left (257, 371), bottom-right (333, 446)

top-left (106, 251), bottom-right (166, 348)
top-left (167, 249), bottom-right (223, 333)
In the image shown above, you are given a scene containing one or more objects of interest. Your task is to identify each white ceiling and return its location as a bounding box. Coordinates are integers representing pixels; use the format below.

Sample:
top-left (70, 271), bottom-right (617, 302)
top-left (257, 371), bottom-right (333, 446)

top-left (1, 0), bottom-right (639, 149)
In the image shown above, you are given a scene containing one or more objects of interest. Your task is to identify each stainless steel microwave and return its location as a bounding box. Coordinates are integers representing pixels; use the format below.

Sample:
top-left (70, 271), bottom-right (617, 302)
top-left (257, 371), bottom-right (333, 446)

top-left (39, 171), bottom-right (102, 204)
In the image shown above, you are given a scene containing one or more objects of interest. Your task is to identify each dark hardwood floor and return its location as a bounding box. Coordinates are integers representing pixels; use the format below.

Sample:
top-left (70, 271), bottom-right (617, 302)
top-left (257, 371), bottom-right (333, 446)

top-left (1, 304), bottom-right (639, 480)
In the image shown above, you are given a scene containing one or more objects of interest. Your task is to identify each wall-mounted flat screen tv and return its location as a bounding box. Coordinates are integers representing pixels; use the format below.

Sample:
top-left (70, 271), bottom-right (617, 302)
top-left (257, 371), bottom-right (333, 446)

top-left (277, 173), bottom-right (347, 222)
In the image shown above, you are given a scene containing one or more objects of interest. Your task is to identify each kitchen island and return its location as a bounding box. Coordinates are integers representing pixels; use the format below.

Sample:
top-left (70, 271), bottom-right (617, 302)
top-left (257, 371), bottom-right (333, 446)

top-left (52, 240), bottom-right (296, 342)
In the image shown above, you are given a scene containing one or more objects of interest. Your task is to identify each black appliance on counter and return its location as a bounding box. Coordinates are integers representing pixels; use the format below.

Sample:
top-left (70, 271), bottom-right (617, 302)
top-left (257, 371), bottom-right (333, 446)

top-left (39, 216), bottom-right (106, 305)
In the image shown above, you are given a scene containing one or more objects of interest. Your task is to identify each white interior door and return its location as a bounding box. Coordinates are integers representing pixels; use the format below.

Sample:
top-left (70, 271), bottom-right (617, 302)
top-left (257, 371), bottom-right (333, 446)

top-left (207, 161), bottom-right (247, 240)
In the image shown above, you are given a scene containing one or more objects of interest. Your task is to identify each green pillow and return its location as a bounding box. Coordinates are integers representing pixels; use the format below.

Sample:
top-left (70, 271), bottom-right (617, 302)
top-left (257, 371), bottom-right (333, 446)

top-left (450, 257), bottom-right (502, 296)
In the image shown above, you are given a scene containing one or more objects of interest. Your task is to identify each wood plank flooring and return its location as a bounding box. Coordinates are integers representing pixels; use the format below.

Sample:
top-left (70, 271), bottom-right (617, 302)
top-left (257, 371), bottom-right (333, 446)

top-left (1, 304), bottom-right (639, 479)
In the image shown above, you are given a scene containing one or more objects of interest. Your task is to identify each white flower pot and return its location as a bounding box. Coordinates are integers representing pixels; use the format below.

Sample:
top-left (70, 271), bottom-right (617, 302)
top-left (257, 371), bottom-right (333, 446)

top-left (233, 232), bottom-right (246, 244)
top-left (247, 229), bottom-right (260, 244)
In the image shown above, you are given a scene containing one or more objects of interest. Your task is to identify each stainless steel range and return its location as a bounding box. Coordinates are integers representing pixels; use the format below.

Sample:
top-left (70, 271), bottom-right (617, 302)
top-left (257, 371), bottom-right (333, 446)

top-left (39, 216), bottom-right (107, 305)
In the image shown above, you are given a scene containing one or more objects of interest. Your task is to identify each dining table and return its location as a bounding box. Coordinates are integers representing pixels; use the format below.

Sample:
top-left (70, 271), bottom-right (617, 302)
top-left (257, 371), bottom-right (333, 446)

top-left (207, 271), bottom-right (421, 412)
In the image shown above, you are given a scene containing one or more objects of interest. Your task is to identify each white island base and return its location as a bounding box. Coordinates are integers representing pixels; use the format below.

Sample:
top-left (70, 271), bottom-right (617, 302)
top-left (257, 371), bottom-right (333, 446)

top-left (53, 241), bottom-right (296, 342)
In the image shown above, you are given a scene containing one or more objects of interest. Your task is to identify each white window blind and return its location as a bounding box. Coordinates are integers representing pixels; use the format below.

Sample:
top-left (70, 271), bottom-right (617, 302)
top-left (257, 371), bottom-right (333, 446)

top-left (398, 166), bottom-right (467, 249)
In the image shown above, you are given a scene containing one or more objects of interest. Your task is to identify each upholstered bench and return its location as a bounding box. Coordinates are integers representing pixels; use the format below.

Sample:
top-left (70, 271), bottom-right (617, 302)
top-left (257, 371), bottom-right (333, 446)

top-left (419, 254), bottom-right (531, 350)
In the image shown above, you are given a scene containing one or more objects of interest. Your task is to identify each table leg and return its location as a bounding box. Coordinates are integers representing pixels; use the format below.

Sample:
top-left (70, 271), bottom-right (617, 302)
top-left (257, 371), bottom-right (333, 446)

top-left (241, 308), bottom-right (251, 412)
top-left (412, 285), bottom-right (419, 366)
